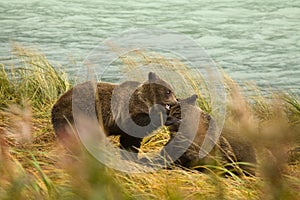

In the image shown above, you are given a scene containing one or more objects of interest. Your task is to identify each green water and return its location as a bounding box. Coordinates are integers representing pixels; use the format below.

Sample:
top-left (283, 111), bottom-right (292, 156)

top-left (1, 0), bottom-right (299, 94)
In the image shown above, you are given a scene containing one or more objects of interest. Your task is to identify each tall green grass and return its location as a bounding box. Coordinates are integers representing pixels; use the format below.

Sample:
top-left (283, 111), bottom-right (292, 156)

top-left (0, 44), bottom-right (70, 113)
top-left (0, 44), bottom-right (299, 199)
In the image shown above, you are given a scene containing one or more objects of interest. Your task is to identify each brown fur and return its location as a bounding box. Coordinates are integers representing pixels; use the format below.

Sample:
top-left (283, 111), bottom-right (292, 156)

top-left (164, 95), bottom-right (256, 175)
top-left (51, 72), bottom-right (178, 153)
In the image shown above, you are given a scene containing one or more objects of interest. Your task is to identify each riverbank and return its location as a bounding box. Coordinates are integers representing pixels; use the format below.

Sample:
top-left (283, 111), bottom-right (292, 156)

top-left (0, 45), bottom-right (299, 199)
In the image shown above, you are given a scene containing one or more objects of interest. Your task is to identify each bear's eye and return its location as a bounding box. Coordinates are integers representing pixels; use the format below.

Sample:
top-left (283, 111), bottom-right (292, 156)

top-left (166, 90), bottom-right (171, 95)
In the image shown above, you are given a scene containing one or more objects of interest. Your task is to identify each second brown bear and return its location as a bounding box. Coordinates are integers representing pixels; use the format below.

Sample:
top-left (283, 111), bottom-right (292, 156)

top-left (162, 95), bottom-right (256, 175)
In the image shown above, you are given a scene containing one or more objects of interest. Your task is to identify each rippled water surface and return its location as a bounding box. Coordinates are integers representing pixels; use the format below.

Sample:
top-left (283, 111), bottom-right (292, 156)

top-left (1, 0), bottom-right (299, 94)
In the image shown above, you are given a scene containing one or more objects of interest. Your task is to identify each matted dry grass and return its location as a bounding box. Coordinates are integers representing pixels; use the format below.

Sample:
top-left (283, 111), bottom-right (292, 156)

top-left (0, 44), bottom-right (299, 199)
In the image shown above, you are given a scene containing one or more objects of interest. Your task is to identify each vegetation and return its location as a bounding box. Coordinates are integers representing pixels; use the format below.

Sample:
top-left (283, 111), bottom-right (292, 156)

top-left (0, 45), bottom-right (299, 199)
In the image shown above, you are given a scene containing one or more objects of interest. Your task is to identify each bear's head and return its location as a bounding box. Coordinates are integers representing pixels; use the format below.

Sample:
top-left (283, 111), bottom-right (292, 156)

top-left (165, 94), bottom-right (211, 131)
top-left (140, 72), bottom-right (178, 111)
top-left (165, 94), bottom-right (198, 131)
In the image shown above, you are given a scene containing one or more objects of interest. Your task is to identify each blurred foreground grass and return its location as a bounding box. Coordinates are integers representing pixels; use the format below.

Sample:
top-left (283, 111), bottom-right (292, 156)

top-left (0, 44), bottom-right (299, 200)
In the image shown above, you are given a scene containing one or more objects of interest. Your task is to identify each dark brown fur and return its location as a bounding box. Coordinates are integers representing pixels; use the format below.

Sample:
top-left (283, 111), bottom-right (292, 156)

top-left (51, 72), bottom-right (178, 153)
top-left (164, 95), bottom-right (256, 175)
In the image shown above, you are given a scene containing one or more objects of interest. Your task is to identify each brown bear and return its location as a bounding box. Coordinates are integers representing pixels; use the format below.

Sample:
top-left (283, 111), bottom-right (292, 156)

top-left (51, 72), bottom-right (178, 153)
top-left (162, 94), bottom-right (256, 175)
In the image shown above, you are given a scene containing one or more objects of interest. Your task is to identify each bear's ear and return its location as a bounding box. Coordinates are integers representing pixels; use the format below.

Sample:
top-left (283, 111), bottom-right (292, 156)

top-left (186, 94), bottom-right (198, 105)
top-left (148, 72), bottom-right (158, 81)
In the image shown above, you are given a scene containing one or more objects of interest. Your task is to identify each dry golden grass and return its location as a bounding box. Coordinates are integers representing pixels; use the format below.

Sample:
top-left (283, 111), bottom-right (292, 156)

top-left (0, 44), bottom-right (299, 199)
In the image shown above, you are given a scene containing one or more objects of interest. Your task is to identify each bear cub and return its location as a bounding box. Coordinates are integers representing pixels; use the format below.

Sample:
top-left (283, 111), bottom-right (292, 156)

top-left (51, 72), bottom-right (178, 153)
top-left (163, 94), bottom-right (256, 175)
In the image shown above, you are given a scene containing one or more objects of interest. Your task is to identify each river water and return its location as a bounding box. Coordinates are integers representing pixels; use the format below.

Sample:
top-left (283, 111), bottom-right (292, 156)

top-left (1, 0), bottom-right (299, 94)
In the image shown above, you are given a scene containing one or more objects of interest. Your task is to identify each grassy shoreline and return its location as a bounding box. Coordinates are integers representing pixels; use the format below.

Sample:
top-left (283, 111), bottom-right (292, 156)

top-left (0, 45), bottom-right (299, 199)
